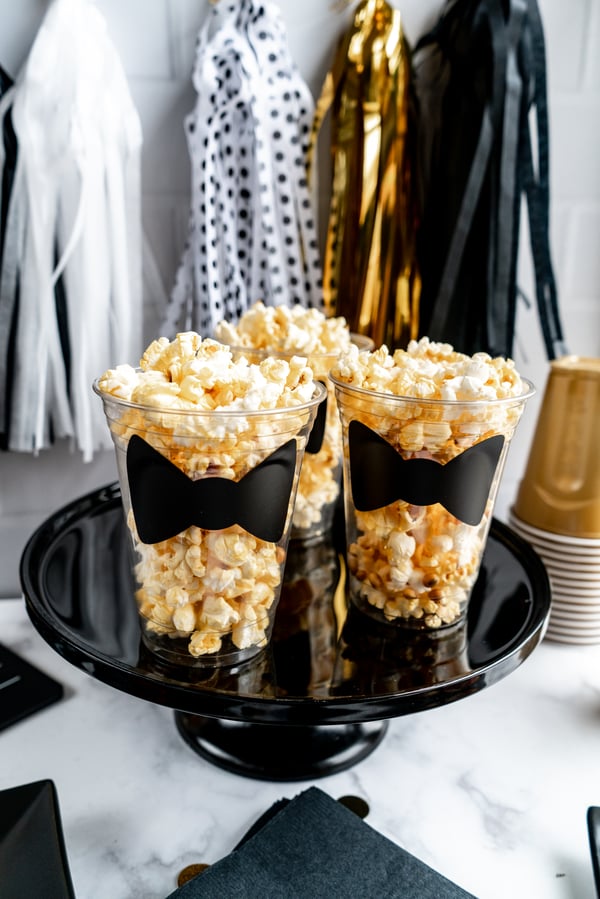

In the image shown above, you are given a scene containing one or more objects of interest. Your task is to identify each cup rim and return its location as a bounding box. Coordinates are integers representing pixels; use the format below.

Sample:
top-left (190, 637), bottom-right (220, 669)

top-left (220, 332), bottom-right (374, 359)
top-left (509, 508), bottom-right (600, 546)
top-left (92, 378), bottom-right (327, 418)
top-left (550, 355), bottom-right (600, 378)
top-left (328, 373), bottom-right (536, 408)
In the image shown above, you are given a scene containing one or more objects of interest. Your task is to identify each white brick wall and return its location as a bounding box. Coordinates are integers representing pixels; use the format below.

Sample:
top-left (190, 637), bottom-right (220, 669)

top-left (0, 0), bottom-right (598, 596)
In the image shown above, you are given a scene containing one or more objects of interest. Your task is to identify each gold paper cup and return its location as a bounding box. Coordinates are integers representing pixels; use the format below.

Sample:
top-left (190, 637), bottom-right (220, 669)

top-left (93, 380), bottom-right (326, 668)
top-left (224, 335), bottom-right (373, 542)
top-left (514, 356), bottom-right (600, 539)
top-left (331, 375), bottom-right (534, 630)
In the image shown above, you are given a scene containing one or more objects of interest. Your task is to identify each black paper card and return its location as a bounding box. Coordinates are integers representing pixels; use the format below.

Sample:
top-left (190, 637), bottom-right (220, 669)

top-left (0, 643), bottom-right (63, 732)
top-left (0, 779), bottom-right (76, 899)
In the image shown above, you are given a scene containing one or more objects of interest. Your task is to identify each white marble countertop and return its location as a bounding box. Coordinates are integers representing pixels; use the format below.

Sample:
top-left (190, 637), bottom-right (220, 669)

top-left (2, 587), bottom-right (600, 899)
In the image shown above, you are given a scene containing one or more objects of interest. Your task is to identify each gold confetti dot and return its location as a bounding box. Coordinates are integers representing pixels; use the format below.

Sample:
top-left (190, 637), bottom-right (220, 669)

top-left (177, 863), bottom-right (210, 887)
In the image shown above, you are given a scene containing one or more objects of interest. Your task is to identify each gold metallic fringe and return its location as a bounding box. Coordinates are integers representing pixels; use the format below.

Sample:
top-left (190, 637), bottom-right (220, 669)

top-left (309, 0), bottom-right (421, 350)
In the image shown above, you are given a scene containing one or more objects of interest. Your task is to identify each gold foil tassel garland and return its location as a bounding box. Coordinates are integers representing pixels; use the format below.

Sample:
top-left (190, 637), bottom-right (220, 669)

top-left (310, 0), bottom-right (421, 350)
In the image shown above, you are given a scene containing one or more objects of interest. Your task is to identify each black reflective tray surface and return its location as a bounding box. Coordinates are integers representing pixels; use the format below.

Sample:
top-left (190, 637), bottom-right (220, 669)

top-left (21, 483), bottom-right (550, 728)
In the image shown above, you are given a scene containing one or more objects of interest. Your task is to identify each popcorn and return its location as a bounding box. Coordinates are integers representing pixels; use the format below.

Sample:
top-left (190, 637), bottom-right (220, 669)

top-left (96, 332), bottom-right (320, 662)
top-left (214, 301), bottom-right (352, 355)
top-left (215, 301), bottom-right (358, 536)
top-left (331, 337), bottom-right (530, 628)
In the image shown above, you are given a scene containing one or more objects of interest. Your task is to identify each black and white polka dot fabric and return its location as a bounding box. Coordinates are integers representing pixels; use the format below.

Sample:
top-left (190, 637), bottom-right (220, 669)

top-left (163, 0), bottom-right (324, 339)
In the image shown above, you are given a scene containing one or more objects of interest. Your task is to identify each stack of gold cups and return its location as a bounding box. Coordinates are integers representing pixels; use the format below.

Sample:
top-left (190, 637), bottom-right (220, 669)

top-left (509, 356), bottom-right (600, 645)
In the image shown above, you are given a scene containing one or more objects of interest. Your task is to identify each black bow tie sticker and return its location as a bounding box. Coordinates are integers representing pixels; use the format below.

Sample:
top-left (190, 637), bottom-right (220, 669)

top-left (305, 383), bottom-right (327, 454)
top-left (126, 435), bottom-right (297, 544)
top-left (348, 421), bottom-right (505, 526)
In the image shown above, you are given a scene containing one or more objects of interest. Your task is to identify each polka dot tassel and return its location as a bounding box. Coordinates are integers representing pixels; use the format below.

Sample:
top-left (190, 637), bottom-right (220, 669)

top-left (162, 0), bottom-right (324, 339)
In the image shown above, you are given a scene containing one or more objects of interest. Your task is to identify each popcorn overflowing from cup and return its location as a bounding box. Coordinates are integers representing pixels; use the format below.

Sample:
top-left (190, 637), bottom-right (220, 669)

top-left (214, 301), bottom-right (352, 356)
top-left (330, 337), bottom-right (533, 629)
top-left (215, 302), bottom-right (360, 538)
top-left (95, 332), bottom-right (323, 663)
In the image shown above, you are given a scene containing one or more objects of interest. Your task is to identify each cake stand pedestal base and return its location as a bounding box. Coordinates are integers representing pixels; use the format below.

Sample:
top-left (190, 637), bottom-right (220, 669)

top-left (174, 714), bottom-right (389, 781)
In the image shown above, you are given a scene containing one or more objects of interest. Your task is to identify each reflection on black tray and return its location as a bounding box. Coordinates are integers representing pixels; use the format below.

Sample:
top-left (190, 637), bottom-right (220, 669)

top-left (20, 483), bottom-right (550, 724)
top-left (332, 609), bottom-right (470, 696)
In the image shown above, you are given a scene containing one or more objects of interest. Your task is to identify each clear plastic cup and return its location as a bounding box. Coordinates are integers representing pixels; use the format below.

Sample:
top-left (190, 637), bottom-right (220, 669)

top-left (94, 380), bottom-right (326, 667)
top-left (330, 375), bottom-right (534, 630)
top-left (224, 335), bottom-right (372, 542)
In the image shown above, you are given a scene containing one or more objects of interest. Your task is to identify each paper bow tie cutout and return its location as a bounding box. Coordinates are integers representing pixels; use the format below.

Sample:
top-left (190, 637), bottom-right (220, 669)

top-left (305, 384), bottom-right (327, 454)
top-left (348, 421), bottom-right (505, 526)
top-left (126, 435), bottom-right (297, 544)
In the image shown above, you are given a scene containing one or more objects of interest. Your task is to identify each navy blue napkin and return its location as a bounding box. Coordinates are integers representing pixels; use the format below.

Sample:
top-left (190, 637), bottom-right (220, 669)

top-left (167, 786), bottom-right (477, 898)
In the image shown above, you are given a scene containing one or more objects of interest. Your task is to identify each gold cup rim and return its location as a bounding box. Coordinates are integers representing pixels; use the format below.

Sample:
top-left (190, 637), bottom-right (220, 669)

top-left (550, 355), bottom-right (600, 378)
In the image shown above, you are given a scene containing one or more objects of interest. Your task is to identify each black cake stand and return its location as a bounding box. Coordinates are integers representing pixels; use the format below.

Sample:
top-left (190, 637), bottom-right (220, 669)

top-left (20, 483), bottom-right (550, 781)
